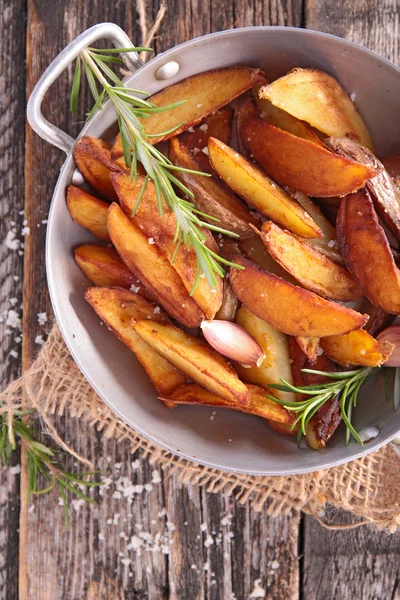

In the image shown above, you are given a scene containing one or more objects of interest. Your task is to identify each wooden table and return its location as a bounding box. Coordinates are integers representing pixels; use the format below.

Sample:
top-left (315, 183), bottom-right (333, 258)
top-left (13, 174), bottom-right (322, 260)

top-left (1, 1), bottom-right (400, 598)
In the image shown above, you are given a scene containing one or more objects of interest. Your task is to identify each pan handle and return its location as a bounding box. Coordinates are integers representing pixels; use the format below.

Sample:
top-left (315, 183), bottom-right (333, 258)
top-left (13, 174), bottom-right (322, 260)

top-left (26, 23), bottom-right (144, 154)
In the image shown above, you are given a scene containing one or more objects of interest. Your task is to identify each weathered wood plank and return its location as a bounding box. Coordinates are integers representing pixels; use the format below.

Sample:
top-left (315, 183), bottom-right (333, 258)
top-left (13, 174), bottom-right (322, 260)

top-left (0, 0), bottom-right (27, 598)
top-left (303, 3), bottom-right (400, 599)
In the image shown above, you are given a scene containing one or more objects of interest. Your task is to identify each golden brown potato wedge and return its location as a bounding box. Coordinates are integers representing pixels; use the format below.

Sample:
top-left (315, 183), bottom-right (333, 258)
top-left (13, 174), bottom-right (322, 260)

top-left (73, 137), bottom-right (120, 201)
top-left (107, 203), bottom-right (204, 327)
top-left (237, 98), bottom-right (376, 197)
top-left (215, 278), bottom-right (240, 321)
top-left (337, 188), bottom-right (400, 314)
top-left (253, 88), bottom-right (324, 145)
top-left (290, 191), bottom-right (343, 264)
top-left (230, 255), bottom-right (369, 337)
top-left (320, 330), bottom-right (394, 367)
top-left (266, 420), bottom-right (299, 436)
top-left (239, 235), bottom-right (298, 285)
top-left (208, 137), bottom-right (323, 239)
top-left (328, 137), bottom-right (400, 240)
top-left (258, 221), bottom-right (362, 301)
top-left (74, 244), bottom-right (146, 292)
top-left (288, 338), bottom-right (341, 450)
top-left (234, 306), bottom-right (295, 403)
top-left (170, 136), bottom-right (259, 237)
top-left (112, 66), bottom-right (266, 158)
top-left (180, 108), bottom-right (233, 175)
top-left (260, 69), bottom-right (374, 150)
top-left (111, 172), bottom-right (222, 320)
top-left (160, 383), bottom-right (294, 424)
top-left (85, 287), bottom-right (185, 396)
top-left (67, 186), bottom-right (110, 242)
top-left (295, 336), bottom-right (320, 364)
top-left (132, 320), bottom-right (249, 404)
top-left (382, 155), bottom-right (400, 190)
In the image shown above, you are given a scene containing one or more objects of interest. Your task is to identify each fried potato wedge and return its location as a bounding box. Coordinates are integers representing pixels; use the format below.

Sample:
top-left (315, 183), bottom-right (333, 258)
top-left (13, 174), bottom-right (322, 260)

top-left (74, 244), bottom-right (140, 289)
top-left (180, 108), bottom-right (233, 174)
top-left (295, 336), bottom-right (320, 364)
top-left (132, 320), bottom-right (249, 404)
top-left (291, 191), bottom-right (343, 264)
top-left (320, 330), bottom-right (394, 367)
top-left (170, 136), bottom-right (259, 237)
top-left (328, 137), bottom-right (400, 240)
top-left (111, 172), bottom-right (222, 320)
top-left (260, 68), bottom-right (374, 150)
top-left (337, 188), bottom-right (400, 314)
top-left (73, 137), bottom-right (120, 201)
top-left (239, 235), bottom-right (298, 285)
top-left (67, 186), bottom-right (110, 242)
top-left (85, 287), bottom-right (185, 395)
top-left (234, 306), bottom-right (295, 403)
top-left (258, 221), bottom-right (362, 301)
top-left (266, 420), bottom-right (299, 436)
top-left (215, 279), bottom-right (240, 321)
top-left (208, 137), bottom-right (322, 239)
top-left (230, 255), bottom-right (369, 337)
top-left (288, 338), bottom-right (341, 449)
top-left (253, 88), bottom-right (324, 145)
top-left (112, 66), bottom-right (266, 158)
top-left (160, 383), bottom-right (293, 424)
top-left (382, 155), bottom-right (400, 190)
top-left (107, 203), bottom-right (204, 327)
top-left (238, 98), bottom-right (375, 197)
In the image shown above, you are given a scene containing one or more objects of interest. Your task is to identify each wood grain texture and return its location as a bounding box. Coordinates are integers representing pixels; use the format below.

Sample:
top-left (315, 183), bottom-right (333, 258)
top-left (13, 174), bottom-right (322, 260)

top-left (0, 0), bottom-right (26, 598)
top-left (303, 3), bottom-right (400, 599)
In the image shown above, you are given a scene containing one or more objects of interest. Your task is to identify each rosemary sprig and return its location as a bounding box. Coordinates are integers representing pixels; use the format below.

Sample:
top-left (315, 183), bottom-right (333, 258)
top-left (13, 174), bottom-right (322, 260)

top-left (0, 413), bottom-right (102, 528)
top-left (267, 367), bottom-right (381, 446)
top-left (70, 46), bottom-right (241, 291)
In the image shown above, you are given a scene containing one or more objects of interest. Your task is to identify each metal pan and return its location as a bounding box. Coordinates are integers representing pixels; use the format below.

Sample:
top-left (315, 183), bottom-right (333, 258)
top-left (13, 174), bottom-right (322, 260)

top-left (27, 23), bottom-right (400, 475)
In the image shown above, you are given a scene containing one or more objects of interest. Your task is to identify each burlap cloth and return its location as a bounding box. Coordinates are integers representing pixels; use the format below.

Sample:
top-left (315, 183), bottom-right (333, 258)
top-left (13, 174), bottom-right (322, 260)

top-left (2, 325), bottom-right (400, 532)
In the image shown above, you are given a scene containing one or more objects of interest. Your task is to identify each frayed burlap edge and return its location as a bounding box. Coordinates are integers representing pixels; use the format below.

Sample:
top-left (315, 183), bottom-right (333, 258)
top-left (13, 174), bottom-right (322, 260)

top-left (2, 325), bottom-right (400, 532)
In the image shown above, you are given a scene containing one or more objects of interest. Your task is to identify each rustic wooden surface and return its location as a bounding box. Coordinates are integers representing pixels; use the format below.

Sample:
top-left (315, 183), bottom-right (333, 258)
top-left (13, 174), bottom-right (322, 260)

top-left (0, 0), bottom-right (399, 598)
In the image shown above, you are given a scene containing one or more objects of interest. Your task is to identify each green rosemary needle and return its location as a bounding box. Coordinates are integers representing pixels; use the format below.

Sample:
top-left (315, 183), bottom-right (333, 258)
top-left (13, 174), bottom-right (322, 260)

top-left (0, 412), bottom-right (102, 528)
top-left (267, 367), bottom-right (381, 446)
top-left (70, 46), bottom-right (241, 291)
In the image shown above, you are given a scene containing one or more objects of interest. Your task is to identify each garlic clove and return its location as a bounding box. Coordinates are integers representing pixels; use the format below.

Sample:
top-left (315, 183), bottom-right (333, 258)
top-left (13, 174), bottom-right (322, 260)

top-left (377, 325), bottom-right (400, 366)
top-left (200, 320), bottom-right (265, 367)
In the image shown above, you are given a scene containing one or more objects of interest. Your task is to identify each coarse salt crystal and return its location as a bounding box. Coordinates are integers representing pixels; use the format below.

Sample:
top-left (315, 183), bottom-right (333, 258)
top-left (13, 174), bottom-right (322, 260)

top-left (131, 459), bottom-right (140, 470)
top-left (350, 92), bottom-right (357, 102)
top-left (10, 464), bottom-right (21, 475)
top-left (35, 335), bottom-right (44, 346)
top-left (204, 534), bottom-right (214, 547)
top-left (327, 240), bottom-right (336, 247)
top-left (202, 146), bottom-right (209, 156)
top-left (197, 103), bottom-right (203, 108)
top-left (37, 312), bottom-right (47, 325)
top-left (130, 284), bottom-right (140, 293)
top-left (9, 350), bottom-right (18, 359)
top-left (199, 124), bottom-right (208, 131)
top-left (249, 579), bottom-right (266, 598)
top-left (200, 522), bottom-right (207, 531)
top-left (153, 306), bottom-right (161, 314)
top-left (21, 226), bottom-right (30, 236)
top-left (5, 231), bottom-right (20, 251)
top-left (148, 238), bottom-right (155, 245)
top-left (152, 470), bottom-right (162, 484)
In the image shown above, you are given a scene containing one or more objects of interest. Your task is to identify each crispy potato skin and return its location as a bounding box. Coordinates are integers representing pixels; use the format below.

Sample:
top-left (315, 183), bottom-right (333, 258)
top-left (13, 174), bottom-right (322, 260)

top-left (112, 66), bottom-right (266, 158)
top-left (85, 287), bottom-right (185, 396)
top-left (132, 319), bottom-right (249, 405)
top-left (253, 87), bottom-right (324, 145)
top-left (180, 108), bottom-right (233, 175)
top-left (238, 98), bottom-right (375, 197)
top-left (73, 137), bottom-right (120, 201)
top-left (170, 136), bottom-right (259, 238)
top-left (107, 203), bottom-right (204, 327)
top-left (160, 383), bottom-right (294, 424)
top-left (230, 255), bottom-right (369, 337)
top-left (288, 338), bottom-right (341, 449)
top-left (208, 137), bottom-right (322, 239)
top-left (215, 278), bottom-right (240, 321)
top-left (328, 137), bottom-right (400, 240)
top-left (260, 68), bottom-right (374, 151)
top-left (382, 155), bottom-right (400, 190)
top-left (111, 172), bottom-right (222, 320)
top-left (295, 336), bottom-right (320, 364)
top-left (75, 244), bottom-right (136, 287)
top-left (258, 221), bottom-right (362, 301)
top-left (337, 188), bottom-right (400, 314)
top-left (67, 186), bottom-right (110, 242)
top-left (320, 330), bottom-right (394, 367)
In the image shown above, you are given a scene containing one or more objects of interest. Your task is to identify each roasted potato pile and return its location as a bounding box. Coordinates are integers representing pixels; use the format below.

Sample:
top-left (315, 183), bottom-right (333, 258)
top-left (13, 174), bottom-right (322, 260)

top-left (67, 64), bottom-right (399, 451)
